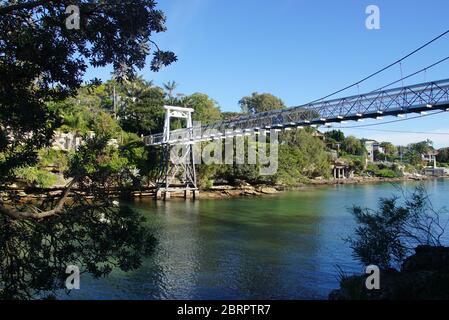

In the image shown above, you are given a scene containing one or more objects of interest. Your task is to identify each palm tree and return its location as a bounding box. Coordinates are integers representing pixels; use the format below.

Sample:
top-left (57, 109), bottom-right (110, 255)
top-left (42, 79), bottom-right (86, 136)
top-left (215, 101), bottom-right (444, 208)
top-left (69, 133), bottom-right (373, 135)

top-left (163, 80), bottom-right (178, 99)
top-left (123, 76), bottom-right (153, 99)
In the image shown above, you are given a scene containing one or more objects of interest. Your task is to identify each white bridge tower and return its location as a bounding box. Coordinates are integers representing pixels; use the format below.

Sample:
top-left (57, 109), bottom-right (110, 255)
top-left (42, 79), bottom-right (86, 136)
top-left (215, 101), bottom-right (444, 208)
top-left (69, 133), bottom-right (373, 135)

top-left (156, 106), bottom-right (198, 200)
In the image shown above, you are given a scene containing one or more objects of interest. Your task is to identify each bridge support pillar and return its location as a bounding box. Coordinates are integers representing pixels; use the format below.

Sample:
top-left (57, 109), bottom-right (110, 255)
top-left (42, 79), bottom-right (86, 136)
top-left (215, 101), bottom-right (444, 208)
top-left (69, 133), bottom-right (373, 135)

top-left (155, 106), bottom-right (198, 201)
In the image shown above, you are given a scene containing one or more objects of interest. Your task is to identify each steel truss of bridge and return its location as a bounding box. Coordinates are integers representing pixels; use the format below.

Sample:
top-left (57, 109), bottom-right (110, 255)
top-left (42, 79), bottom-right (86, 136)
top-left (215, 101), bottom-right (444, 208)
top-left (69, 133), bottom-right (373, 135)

top-left (144, 79), bottom-right (449, 146)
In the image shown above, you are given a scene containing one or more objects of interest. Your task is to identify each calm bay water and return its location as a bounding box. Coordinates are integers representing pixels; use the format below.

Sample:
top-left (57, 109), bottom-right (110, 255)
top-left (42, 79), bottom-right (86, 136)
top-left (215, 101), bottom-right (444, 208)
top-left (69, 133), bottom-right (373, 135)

top-left (65, 179), bottom-right (449, 300)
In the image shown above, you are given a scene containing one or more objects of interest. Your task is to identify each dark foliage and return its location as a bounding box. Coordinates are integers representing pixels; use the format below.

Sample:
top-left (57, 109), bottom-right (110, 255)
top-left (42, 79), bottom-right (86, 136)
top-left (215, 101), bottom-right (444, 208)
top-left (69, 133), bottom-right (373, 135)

top-left (346, 185), bottom-right (447, 269)
top-left (0, 0), bottom-right (175, 184)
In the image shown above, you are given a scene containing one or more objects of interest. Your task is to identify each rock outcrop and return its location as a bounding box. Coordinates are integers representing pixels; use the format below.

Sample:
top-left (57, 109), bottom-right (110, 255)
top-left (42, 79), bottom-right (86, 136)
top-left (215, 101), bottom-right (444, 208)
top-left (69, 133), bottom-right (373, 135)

top-left (329, 245), bottom-right (449, 300)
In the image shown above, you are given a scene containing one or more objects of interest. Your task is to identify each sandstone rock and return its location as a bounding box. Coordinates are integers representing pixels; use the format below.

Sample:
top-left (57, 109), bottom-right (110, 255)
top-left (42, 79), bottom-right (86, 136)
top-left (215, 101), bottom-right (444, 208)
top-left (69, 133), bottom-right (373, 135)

top-left (243, 190), bottom-right (258, 196)
top-left (256, 186), bottom-right (277, 194)
top-left (240, 185), bottom-right (255, 192)
top-left (209, 185), bottom-right (234, 191)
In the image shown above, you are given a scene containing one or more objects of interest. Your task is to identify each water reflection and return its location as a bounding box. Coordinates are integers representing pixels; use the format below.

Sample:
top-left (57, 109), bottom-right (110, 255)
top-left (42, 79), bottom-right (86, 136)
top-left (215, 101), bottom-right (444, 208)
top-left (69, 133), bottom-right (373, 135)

top-left (99, 180), bottom-right (447, 300)
top-left (128, 192), bottom-right (335, 299)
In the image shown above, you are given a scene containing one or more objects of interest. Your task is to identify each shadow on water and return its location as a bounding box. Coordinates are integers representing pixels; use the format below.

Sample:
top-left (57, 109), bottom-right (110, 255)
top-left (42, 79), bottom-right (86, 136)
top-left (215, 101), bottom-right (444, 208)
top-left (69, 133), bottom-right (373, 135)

top-left (0, 204), bottom-right (155, 300)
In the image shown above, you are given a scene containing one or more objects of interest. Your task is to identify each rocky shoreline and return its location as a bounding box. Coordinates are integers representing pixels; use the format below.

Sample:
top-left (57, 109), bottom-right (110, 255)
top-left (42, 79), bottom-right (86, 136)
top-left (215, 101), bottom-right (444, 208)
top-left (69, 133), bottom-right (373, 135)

top-left (2, 175), bottom-right (446, 201)
top-left (195, 175), bottom-right (446, 200)
top-left (198, 184), bottom-right (279, 199)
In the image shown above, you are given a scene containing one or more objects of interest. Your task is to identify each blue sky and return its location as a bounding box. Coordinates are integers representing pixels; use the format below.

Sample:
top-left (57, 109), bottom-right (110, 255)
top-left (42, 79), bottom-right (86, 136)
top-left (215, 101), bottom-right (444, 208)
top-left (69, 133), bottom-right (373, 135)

top-left (84, 0), bottom-right (449, 147)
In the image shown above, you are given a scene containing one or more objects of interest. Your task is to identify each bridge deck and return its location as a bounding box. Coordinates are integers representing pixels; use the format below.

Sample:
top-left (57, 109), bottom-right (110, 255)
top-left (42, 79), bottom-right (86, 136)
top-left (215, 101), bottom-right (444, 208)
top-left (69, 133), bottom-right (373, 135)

top-left (144, 79), bottom-right (449, 146)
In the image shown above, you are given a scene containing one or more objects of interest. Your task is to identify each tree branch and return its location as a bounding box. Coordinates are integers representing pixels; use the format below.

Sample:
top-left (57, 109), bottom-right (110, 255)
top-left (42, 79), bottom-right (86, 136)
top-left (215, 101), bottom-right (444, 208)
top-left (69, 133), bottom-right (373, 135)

top-left (0, 179), bottom-right (76, 220)
top-left (0, 0), bottom-right (54, 16)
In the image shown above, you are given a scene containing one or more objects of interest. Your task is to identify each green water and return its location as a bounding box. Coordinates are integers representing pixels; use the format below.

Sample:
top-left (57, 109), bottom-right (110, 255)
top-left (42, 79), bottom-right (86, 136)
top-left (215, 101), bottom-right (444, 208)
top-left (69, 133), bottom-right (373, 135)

top-left (66, 179), bottom-right (449, 299)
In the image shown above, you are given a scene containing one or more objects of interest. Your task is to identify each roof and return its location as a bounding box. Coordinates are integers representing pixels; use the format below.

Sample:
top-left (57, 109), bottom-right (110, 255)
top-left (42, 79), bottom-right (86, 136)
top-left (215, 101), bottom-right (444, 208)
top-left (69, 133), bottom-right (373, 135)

top-left (423, 150), bottom-right (439, 156)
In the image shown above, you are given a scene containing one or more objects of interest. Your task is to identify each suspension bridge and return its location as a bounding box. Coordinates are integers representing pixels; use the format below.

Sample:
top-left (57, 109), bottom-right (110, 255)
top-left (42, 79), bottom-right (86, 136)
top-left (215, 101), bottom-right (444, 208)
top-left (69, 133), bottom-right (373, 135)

top-left (144, 79), bottom-right (449, 199)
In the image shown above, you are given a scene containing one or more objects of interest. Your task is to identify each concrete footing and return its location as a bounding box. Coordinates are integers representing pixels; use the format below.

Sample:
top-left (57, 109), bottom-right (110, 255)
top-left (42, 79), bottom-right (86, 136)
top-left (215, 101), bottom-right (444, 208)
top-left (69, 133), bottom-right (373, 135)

top-left (155, 189), bottom-right (199, 201)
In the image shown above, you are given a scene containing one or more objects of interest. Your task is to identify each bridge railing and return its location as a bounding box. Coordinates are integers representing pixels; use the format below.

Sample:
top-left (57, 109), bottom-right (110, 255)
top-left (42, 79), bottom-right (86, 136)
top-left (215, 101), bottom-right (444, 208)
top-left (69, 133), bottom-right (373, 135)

top-left (144, 79), bottom-right (449, 145)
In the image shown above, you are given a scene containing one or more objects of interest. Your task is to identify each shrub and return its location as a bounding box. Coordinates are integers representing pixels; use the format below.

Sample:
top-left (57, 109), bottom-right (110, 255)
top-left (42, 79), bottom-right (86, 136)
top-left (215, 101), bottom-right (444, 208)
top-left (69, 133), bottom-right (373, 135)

top-left (346, 185), bottom-right (447, 269)
top-left (15, 167), bottom-right (58, 188)
top-left (38, 149), bottom-right (68, 171)
top-left (377, 169), bottom-right (397, 178)
top-left (205, 179), bottom-right (214, 189)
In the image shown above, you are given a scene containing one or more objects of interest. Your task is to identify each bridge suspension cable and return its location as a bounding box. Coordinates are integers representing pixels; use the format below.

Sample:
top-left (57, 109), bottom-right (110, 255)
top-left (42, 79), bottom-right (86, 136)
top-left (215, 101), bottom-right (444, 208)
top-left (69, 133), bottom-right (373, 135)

top-left (307, 28), bottom-right (449, 104)
top-left (372, 55), bottom-right (449, 92)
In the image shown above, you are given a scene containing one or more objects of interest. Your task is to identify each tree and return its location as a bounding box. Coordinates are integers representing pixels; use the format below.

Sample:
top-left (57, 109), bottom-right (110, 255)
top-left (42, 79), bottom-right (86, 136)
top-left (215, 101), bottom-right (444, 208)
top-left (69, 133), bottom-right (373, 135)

top-left (183, 93), bottom-right (221, 124)
top-left (276, 129), bottom-right (331, 184)
top-left (380, 142), bottom-right (397, 155)
top-left (221, 112), bottom-right (244, 120)
top-left (119, 87), bottom-right (165, 135)
top-left (373, 149), bottom-right (385, 162)
top-left (239, 93), bottom-right (285, 114)
top-left (406, 151), bottom-right (424, 167)
top-left (0, 6), bottom-right (172, 301)
top-left (408, 140), bottom-right (433, 155)
top-left (342, 136), bottom-right (365, 156)
top-left (405, 140), bottom-right (434, 167)
top-left (437, 148), bottom-right (449, 163)
top-left (119, 77), bottom-right (155, 100)
top-left (163, 80), bottom-right (179, 99)
top-left (109, 77), bottom-right (155, 116)
top-left (0, 1), bottom-right (175, 219)
top-left (0, 138), bottom-right (156, 298)
top-left (324, 130), bottom-right (345, 143)
top-left (346, 185), bottom-right (446, 269)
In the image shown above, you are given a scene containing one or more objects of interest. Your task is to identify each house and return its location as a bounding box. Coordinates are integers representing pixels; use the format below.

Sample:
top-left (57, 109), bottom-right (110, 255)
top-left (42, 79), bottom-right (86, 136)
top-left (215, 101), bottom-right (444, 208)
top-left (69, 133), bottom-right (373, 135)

top-left (311, 130), bottom-right (325, 140)
top-left (422, 150), bottom-right (439, 168)
top-left (52, 132), bottom-right (83, 151)
top-left (364, 140), bottom-right (385, 163)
